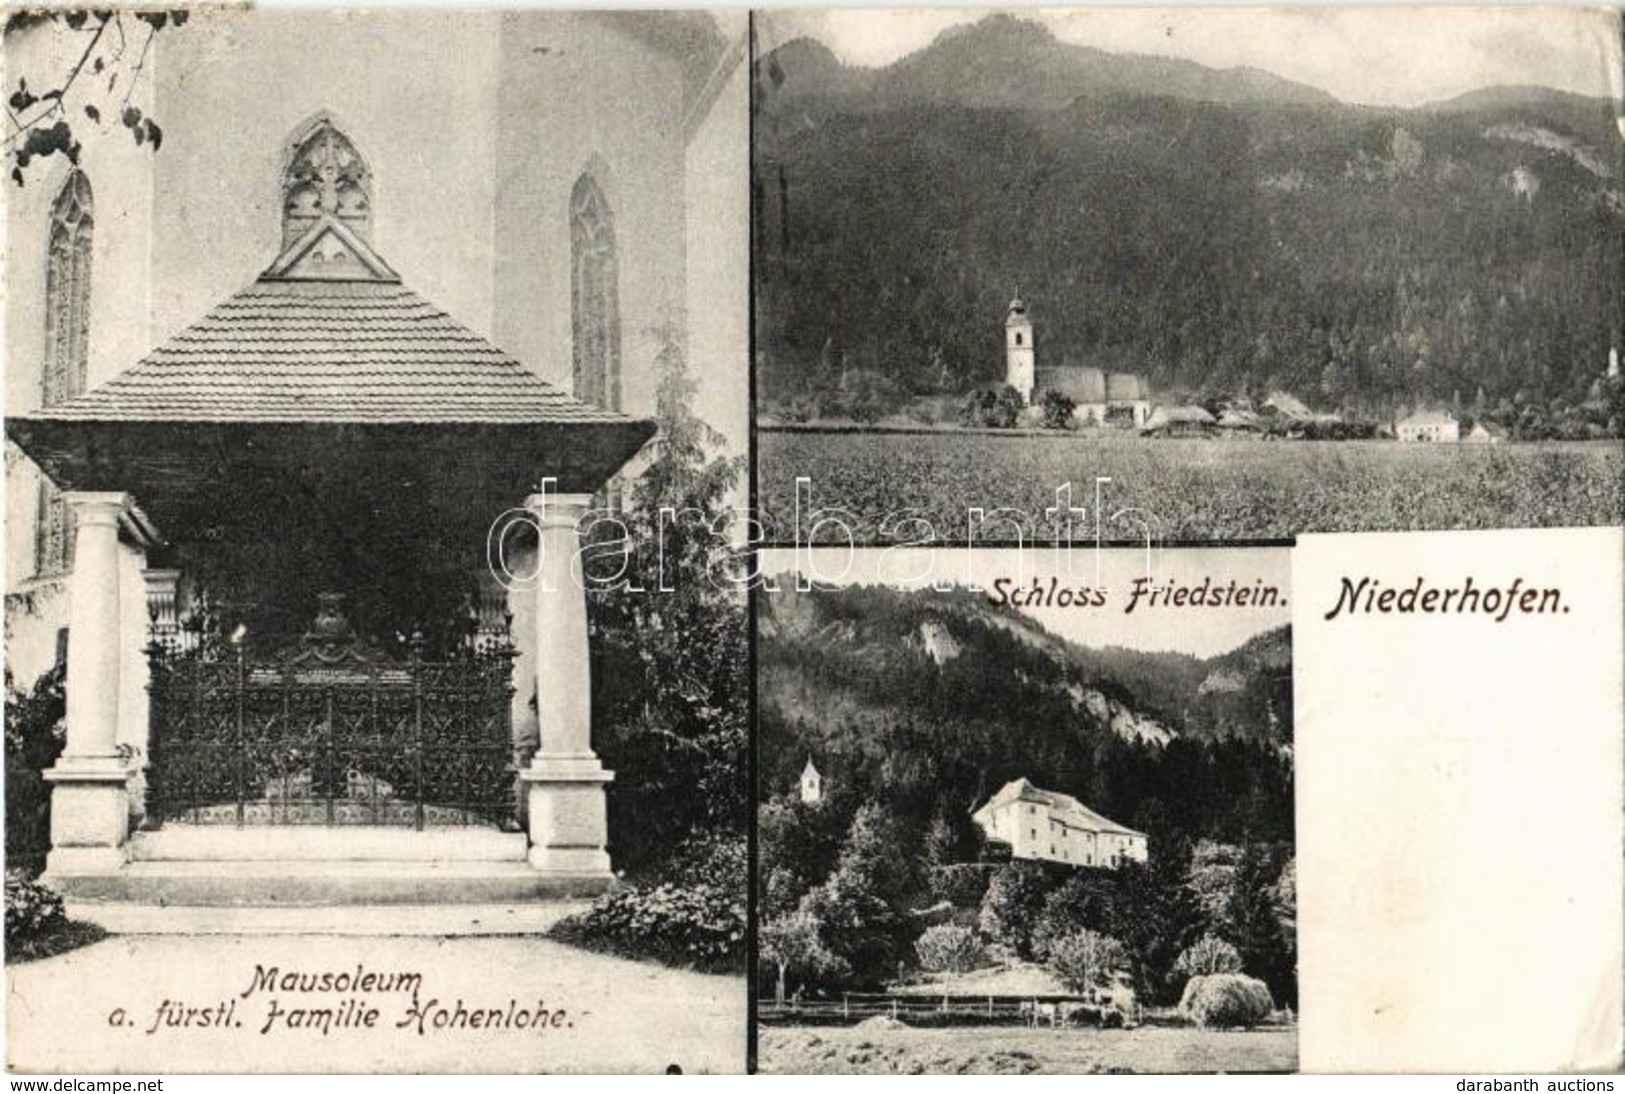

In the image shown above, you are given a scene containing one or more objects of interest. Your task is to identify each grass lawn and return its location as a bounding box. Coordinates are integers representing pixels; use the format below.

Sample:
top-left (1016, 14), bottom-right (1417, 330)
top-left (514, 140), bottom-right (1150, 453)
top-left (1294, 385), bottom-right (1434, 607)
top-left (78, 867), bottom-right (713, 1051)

top-left (759, 1021), bottom-right (1297, 1074)
top-left (893, 962), bottom-right (1067, 996)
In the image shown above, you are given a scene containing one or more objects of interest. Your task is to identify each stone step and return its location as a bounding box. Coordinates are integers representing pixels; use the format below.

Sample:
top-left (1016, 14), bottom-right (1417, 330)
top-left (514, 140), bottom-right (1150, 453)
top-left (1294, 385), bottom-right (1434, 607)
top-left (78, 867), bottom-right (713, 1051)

top-left (53, 860), bottom-right (613, 906)
top-left (129, 825), bottom-right (527, 863)
top-left (63, 901), bottom-right (587, 936)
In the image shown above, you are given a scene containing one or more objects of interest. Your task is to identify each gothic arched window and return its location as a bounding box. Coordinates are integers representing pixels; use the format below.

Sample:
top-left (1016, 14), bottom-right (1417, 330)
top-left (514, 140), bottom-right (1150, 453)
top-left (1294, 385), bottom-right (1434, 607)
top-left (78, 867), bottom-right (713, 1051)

top-left (282, 119), bottom-right (371, 247)
top-left (44, 169), bottom-right (92, 406)
top-left (569, 173), bottom-right (621, 411)
top-left (37, 169), bottom-right (93, 576)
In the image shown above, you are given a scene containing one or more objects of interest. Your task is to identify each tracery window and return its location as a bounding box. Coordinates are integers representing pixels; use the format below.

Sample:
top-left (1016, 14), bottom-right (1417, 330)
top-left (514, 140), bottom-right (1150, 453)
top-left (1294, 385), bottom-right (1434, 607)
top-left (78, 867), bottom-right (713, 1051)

top-left (569, 173), bottom-right (621, 411)
top-left (37, 170), bottom-right (93, 576)
top-left (44, 170), bottom-right (92, 405)
top-left (282, 119), bottom-right (371, 246)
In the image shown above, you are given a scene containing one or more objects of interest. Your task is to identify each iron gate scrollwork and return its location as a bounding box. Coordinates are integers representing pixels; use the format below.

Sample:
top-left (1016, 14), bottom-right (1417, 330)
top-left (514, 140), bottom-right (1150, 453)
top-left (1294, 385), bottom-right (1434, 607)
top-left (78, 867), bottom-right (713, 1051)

top-left (147, 595), bottom-right (518, 830)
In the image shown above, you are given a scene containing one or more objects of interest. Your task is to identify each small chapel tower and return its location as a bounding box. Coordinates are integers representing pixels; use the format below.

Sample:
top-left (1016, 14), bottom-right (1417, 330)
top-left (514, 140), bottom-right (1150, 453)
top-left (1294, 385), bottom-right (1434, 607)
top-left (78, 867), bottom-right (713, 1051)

top-left (1005, 293), bottom-right (1035, 404)
top-left (800, 758), bottom-right (823, 804)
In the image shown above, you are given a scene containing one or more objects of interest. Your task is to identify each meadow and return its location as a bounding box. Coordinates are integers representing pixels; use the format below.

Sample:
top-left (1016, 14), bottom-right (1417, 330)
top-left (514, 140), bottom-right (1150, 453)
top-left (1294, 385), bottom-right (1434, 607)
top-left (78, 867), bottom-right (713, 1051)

top-left (758, 1022), bottom-right (1298, 1075)
top-left (758, 428), bottom-right (1625, 542)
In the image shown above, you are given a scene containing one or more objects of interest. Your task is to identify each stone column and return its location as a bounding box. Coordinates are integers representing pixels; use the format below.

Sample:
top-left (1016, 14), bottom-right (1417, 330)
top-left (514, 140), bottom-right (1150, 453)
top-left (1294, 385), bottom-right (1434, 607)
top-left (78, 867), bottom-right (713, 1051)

top-left (129, 568), bottom-right (181, 828)
top-left (516, 491), bottom-right (614, 880)
top-left (44, 492), bottom-right (135, 876)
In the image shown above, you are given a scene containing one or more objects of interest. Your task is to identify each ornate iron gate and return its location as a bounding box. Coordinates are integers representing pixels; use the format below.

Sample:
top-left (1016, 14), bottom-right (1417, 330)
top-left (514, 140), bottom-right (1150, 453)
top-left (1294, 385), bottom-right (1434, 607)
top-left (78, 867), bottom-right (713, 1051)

top-left (147, 597), bottom-right (518, 830)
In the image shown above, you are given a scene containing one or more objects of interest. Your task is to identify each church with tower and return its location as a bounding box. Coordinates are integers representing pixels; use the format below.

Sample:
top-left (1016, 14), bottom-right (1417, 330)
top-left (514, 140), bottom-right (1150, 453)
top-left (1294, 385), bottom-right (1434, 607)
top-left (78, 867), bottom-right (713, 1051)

top-left (1003, 294), bottom-right (1151, 427)
top-left (1005, 294), bottom-right (1036, 403)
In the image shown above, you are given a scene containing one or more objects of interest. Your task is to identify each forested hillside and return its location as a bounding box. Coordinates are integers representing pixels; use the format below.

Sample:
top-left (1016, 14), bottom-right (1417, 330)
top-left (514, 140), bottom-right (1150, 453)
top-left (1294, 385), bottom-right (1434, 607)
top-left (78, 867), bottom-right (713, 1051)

top-left (757, 581), bottom-right (1297, 1005)
top-left (755, 16), bottom-right (1623, 419)
top-left (758, 582), bottom-right (1294, 845)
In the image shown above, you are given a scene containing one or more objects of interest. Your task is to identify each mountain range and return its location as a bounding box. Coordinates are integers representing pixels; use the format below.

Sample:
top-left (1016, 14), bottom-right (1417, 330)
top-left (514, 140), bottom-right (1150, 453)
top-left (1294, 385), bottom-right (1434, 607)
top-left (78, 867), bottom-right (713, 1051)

top-left (760, 15), bottom-right (1338, 111)
top-left (755, 15), bottom-right (1623, 414)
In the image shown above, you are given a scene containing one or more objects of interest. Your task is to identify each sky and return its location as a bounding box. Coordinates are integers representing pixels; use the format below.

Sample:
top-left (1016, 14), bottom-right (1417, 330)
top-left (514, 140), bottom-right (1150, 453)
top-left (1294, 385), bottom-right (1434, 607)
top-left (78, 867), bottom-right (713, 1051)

top-left (762, 546), bottom-right (1291, 657)
top-left (757, 6), bottom-right (1622, 108)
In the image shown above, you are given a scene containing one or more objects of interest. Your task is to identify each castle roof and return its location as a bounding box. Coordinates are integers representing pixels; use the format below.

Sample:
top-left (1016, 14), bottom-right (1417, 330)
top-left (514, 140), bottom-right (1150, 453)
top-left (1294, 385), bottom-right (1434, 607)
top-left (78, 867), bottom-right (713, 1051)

top-left (976, 778), bottom-right (1143, 838)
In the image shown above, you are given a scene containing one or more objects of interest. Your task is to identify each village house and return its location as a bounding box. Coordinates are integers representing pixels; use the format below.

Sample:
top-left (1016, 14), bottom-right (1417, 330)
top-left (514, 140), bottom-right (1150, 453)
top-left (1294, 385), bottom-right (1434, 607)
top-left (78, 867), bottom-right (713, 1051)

top-left (972, 778), bottom-right (1148, 869)
top-left (1396, 409), bottom-right (1461, 442)
top-left (3, 11), bottom-right (747, 902)
top-left (1141, 403), bottom-right (1218, 437)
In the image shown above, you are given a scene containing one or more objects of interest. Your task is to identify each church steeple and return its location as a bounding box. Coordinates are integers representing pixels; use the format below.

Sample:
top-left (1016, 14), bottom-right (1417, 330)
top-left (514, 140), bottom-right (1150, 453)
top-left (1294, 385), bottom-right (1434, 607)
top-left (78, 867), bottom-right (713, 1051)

top-left (1005, 290), bottom-right (1035, 404)
top-left (799, 758), bottom-right (823, 804)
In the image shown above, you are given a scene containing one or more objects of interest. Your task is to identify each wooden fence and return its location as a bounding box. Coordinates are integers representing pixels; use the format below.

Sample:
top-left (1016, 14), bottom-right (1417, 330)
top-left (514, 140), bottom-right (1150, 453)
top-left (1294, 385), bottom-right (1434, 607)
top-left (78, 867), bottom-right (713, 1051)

top-left (757, 992), bottom-right (1139, 1029)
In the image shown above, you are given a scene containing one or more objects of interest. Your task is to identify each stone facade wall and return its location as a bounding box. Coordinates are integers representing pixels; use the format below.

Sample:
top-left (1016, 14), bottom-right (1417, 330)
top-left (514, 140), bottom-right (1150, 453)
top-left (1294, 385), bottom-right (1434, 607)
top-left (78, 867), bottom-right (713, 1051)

top-left (4, 11), bottom-right (747, 696)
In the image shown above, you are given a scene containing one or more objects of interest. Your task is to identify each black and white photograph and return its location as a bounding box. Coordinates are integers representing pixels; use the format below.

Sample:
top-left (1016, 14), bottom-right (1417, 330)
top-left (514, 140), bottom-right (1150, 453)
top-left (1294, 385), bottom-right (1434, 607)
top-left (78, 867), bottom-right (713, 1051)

top-left (3, 8), bottom-right (748, 1073)
top-left (2, 2), bottom-right (1623, 1084)
top-left (755, 546), bottom-right (1296, 1074)
top-left (752, 8), bottom-right (1624, 543)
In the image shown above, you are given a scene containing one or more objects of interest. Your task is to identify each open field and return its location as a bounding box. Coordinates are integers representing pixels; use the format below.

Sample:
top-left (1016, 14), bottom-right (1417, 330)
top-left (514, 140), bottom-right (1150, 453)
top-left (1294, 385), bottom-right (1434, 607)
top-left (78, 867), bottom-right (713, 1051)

top-left (759, 428), bottom-right (1625, 542)
top-left (758, 1020), bottom-right (1297, 1074)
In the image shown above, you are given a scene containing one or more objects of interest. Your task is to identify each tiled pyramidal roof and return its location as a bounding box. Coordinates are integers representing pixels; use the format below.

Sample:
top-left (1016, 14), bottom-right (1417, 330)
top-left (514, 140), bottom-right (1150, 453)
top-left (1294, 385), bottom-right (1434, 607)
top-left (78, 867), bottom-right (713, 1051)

top-left (30, 215), bottom-right (627, 425)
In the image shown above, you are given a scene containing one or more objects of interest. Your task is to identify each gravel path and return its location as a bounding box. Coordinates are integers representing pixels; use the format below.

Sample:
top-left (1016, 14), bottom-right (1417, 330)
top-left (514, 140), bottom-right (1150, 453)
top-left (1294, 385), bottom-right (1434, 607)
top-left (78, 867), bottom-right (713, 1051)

top-left (7, 933), bottom-right (744, 1074)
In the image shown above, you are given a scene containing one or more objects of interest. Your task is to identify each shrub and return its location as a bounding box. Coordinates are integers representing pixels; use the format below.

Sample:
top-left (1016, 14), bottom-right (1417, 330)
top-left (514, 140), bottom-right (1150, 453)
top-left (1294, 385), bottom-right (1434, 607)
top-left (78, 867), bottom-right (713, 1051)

top-left (902, 398), bottom-right (941, 426)
top-left (1178, 973), bottom-right (1274, 1029)
top-left (928, 863), bottom-right (992, 910)
top-left (959, 386), bottom-right (1024, 429)
top-left (5, 665), bottom-right (66, 866)
top-left (825, 370), bottom-right (905, 424)
top-left (1032, 872), bottom-right (1118, 960)
top-left (914, 924), bottom-right (983, 975)
top-left (1039, 390), bottom-right (1078, 430)
top-left (761, 908), bottom-right (850, 1000)
top-left (549, 877), bottom-right (745, 974)
top-left (977, 861), bottom-right (1053, 958)
top-left (773, 394), bottom-right (819, 423)
top-left (548, 832), bottom-right (747, 973)
top-left (1174, 934), bottom-right (1244, 980)
top-left (667, 827), bottom-right (747, 892)
top-left (1047, 929), bottom-right (1130, 993)
top-left (5, 871), bottom-right (66, 950)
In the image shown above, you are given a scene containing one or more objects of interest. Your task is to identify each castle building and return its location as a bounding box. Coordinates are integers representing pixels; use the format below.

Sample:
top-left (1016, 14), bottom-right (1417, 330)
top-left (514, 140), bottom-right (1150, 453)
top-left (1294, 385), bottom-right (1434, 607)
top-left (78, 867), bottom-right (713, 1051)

top-left (799, 758), bottom-right (823, 804)
top-left (972, 778), bottom-right (1147, 869)
top-left (1004, 295), bottom-right (1035, 403)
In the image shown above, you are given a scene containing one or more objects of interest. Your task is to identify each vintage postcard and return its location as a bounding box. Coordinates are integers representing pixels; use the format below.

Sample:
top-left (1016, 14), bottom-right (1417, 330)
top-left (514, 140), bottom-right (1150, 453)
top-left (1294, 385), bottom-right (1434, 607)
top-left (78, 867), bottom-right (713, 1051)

top-left (5, 2), bottom-right (1624, 1083)
top-left (755, 545), bottom-right (1296, 1074)
top-left (3, 8), bottom-right (748, 1073)
top-left (752, 7), bottom-right (1624, 544)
